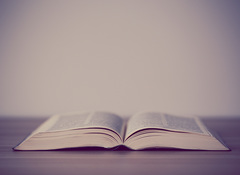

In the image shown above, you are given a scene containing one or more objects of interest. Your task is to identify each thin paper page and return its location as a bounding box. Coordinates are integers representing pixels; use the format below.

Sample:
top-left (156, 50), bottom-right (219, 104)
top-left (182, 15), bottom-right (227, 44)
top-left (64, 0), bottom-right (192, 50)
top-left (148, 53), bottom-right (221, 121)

top-left (125, 112), bottom-right (208, 139)
top-left (47, 112), bottom-right (89, 131)
top-left (163, 113), bottom-right (206, 134)
top-left (47, 111), bottom-right (124, 136)
top-left (84, 111), bottom-right (124, 136)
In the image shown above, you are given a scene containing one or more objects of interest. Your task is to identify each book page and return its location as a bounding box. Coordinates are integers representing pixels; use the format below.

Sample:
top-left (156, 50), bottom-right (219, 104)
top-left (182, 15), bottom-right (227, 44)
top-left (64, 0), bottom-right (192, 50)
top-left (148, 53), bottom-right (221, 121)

top-left (46, 111), bottom-right (124, 137)
top-left (125, 112), bottom-right (209, 139)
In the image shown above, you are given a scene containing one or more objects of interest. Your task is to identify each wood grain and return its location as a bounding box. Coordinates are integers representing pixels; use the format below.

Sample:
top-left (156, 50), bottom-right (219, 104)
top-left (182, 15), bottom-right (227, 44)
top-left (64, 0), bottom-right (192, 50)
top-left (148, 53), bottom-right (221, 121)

top-left (0, 117), bottom-right (240, 175)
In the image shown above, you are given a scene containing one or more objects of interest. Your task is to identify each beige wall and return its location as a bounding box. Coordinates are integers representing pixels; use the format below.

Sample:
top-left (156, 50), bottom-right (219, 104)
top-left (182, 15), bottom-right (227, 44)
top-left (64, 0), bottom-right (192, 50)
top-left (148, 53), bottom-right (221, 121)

top-left (0, 0), bottom-right (240, 117)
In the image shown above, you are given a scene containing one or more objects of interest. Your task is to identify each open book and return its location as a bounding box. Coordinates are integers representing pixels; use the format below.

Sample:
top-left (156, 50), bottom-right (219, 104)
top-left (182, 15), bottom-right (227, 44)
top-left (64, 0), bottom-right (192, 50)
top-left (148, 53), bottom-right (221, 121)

top-left (13, 111), bottom-right (229, 151)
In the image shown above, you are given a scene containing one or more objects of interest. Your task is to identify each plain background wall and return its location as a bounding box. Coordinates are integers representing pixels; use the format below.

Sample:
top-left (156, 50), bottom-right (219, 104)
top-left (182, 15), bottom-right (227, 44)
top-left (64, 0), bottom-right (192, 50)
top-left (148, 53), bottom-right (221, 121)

top-left (0, 0), bottom-right (240, 117)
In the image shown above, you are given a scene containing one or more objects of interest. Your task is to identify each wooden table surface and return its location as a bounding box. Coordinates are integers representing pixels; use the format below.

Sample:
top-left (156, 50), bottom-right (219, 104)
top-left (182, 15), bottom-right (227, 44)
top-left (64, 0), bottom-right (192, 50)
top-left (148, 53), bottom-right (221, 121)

top-left (0, 117), bottom-right (240, 175)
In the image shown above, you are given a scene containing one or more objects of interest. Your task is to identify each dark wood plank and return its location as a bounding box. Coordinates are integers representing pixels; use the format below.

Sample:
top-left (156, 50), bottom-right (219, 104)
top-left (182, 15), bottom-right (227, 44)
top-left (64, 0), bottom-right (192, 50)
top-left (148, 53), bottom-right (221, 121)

top-left (0, 117), bottom-right (240, 175)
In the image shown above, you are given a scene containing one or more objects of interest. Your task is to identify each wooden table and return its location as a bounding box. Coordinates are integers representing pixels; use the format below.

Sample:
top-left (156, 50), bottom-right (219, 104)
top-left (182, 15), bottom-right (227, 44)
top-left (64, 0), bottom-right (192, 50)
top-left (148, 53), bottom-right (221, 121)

top-left (0, 117), bottom-right (240, 175)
